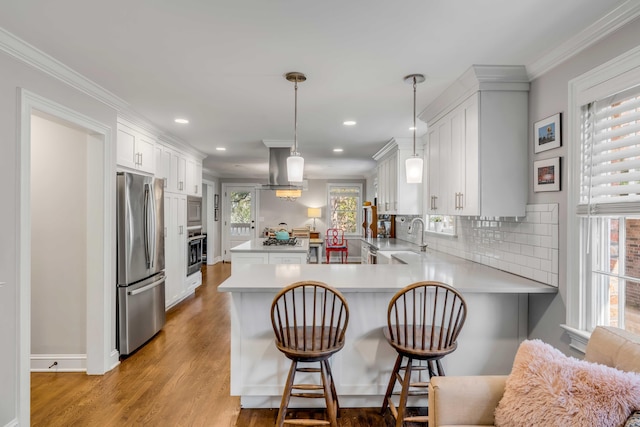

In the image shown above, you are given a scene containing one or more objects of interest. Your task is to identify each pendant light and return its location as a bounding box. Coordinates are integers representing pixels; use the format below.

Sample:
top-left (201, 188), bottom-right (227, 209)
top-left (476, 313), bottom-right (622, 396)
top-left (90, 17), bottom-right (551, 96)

top-left (286, 72), bottom-right (306, 183)
top-left (404, 74), bottom-right (425, 183)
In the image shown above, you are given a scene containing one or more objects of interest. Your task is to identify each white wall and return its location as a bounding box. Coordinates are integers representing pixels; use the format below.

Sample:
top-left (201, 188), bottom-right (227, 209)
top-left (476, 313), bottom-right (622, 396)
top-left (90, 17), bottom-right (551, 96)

top-left (31, 114), bottom-right (87, 355)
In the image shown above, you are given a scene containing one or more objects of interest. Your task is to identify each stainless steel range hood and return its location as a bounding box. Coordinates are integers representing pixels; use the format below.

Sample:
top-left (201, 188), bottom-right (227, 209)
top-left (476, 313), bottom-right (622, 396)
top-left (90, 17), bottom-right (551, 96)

top-left (260, 146), bottom-right (303, 190)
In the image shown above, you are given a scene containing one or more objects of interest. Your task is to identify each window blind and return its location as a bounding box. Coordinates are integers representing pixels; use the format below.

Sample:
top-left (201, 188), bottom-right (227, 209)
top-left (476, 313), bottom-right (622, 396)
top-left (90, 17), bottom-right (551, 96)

top-left (578, 84), bottom-right (640, 215)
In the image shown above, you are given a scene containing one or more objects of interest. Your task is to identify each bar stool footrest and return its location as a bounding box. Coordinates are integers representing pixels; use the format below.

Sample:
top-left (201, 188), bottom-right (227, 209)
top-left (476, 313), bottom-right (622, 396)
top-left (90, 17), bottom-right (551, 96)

top-left (291, 392), bottom-right (326, 398)
top-left (292, 384), bottom-right (324, 390)
top-left (283, 419), bottom-right (331, 426)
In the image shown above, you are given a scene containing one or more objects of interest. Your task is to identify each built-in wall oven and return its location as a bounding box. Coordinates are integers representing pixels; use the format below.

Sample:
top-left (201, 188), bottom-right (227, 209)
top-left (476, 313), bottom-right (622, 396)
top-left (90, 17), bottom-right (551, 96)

top-left (187, 228), bottom-right (205, 276)
top-left (186, 196), bottom-right (205, 276)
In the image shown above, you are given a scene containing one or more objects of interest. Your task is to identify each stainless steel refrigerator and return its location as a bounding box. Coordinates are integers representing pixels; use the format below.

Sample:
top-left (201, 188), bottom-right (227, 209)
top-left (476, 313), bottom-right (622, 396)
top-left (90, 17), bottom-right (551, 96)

top-left (116, 171), bottom-right (166, 356)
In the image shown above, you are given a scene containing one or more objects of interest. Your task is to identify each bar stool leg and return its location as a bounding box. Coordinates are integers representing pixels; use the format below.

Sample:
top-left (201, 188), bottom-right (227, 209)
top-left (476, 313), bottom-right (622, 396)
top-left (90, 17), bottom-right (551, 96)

top-left (276, 360), bottom-right (298, 427)
top-left (320, 361), bottom-right (338, 427)
top-left (381, 354), bottom-right (403, 414)
top-left (396, 357), bottom-right (414, 427)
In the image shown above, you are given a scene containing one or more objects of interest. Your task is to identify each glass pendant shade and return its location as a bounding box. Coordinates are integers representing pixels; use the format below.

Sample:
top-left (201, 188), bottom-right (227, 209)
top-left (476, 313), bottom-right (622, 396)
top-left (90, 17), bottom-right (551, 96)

top-left (286, 154), bottom-right (304, 183)
top-left (404, 73), bottom-right (425, 184)
top-left (405, 156), bottom-right (423, 183)
top-left (276, 189), bottom-right (302, 200)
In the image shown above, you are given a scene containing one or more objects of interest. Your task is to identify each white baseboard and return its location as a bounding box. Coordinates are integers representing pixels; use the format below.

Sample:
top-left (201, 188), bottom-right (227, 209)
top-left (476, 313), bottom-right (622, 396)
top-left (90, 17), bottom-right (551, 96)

top-left (3, 418), bottom-right (18, 427)
top-left (31, 354), bottom-right (86, 372)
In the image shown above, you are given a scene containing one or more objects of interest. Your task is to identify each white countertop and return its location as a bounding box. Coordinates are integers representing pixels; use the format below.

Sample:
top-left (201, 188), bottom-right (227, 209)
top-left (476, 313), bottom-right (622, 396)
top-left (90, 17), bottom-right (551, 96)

top-left (230, 238), bottom-right (310, 253)
top-left (219, 248), bottom-right (557, 294)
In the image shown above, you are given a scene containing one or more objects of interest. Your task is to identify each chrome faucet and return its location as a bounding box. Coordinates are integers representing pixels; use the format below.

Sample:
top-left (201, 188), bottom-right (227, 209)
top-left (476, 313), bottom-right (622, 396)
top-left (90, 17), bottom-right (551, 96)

top-left (408, 217), bottom-right (428, 252)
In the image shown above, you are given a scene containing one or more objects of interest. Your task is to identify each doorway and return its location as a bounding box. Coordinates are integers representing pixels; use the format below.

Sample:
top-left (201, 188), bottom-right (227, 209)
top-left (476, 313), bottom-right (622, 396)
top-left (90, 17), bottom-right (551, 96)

top-left (221, 184), bottom-right (259, 261)
top-left (19, 89), bottom-right (114, 422)
top-left (30, 112), bottom-right (90, 370)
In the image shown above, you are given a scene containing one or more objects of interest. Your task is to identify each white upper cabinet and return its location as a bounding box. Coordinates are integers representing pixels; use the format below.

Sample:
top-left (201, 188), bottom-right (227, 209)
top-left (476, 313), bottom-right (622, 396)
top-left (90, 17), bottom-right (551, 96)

top-left (186, 158), bottom-right (202, 197)
top-left (425, 118), bottom-right (450, 215)
top-left (421, 65), bottom-right (529, 218)
top-left (116, 121), bottom-right (156, 174)
top-left (373, 138), bottom-right (423, 215)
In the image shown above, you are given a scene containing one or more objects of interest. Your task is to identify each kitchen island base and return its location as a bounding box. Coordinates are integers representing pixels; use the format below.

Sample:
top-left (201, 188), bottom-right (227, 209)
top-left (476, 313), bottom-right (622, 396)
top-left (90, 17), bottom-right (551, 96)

top-left (227, 285), bottom-right (529, 408)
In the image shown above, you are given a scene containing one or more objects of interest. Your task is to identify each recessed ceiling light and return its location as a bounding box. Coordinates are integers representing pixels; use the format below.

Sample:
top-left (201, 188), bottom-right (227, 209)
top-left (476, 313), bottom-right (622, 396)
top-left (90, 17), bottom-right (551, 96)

top-left (409, 126), bottom-right (416, 130)
top-left (174, 118), bottom-right (189, 124)
top-left (333, 148), bottom-right (343, 152)
top-left (216, 147), bottom-right (226, 151)
top-left (343, 120), bottom-right (356, 126)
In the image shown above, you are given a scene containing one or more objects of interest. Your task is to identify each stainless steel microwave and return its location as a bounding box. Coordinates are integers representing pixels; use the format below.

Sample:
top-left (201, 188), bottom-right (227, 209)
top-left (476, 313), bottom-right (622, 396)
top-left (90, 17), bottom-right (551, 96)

top-left (187, 196), bottom-right (202, 227)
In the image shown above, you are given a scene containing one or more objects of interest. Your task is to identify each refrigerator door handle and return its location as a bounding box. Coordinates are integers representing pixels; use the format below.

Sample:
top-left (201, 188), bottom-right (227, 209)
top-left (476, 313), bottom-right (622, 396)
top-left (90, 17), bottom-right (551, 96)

top-left (128, 276), bottom-right (165, 296)
top-left (143, 183), bottom-right (156, 269)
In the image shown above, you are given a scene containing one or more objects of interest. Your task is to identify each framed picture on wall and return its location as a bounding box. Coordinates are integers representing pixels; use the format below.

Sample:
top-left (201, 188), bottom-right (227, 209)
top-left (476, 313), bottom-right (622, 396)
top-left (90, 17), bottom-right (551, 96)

top-left (534, 157), bottom-right (561, 192)
top-left (534, 113), bottom-right (561, 153)
top-left (214, 194), bottom-right (219, 209)
top-left (214, 208), bottom-right (219, 221)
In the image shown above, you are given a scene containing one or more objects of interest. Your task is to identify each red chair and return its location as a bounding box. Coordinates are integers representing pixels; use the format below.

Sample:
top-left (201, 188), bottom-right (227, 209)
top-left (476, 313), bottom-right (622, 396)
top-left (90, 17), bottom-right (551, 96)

top-left (325, 228), bottom-right (348, 264)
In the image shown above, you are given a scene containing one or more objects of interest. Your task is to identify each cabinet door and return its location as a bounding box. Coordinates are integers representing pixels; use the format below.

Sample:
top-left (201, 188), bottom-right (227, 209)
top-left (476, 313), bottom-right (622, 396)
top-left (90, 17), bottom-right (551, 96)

top-left (116, 127), bottom-right (137, 170)
top-left (164, 193), bottom-right (187, 308)
top-left (451, 95), bottom-right (479, 215)
top-left (268, 253), bottom-right (307, 264)
top-left (388, 152), bottom-right (397, 213)
top-left (427, 121), bottom-right (450, 215)
top-left (186, 158), bottom-right (202, 196)
top-left (136, 134), bottom-right (156, 174)
top-left (155, 145), bottom-right (166, 187)
top-left (377, 161), bottom-right (387, 213)
top-left (167, 149), bottom-right (187, 193)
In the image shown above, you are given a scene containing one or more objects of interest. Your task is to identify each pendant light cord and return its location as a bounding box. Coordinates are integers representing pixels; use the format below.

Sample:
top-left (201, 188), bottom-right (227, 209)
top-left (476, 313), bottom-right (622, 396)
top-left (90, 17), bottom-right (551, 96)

top-left (293, 77), bottom-right (298, 155)
top-left (413, 76), bottom-right (417, 157)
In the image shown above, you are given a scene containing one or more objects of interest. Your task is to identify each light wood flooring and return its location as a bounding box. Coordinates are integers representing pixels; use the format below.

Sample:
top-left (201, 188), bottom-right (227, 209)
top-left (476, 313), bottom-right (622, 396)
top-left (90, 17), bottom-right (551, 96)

top-left (31, 263), bottom-right (402, 426)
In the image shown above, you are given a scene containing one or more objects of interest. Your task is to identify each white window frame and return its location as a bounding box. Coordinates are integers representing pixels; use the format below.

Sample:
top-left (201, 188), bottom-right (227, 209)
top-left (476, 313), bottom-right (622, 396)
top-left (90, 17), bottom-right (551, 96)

top-left (566, 45), bottom-right (640, 352)
top-left (326, 183), bottom-right (363, 237)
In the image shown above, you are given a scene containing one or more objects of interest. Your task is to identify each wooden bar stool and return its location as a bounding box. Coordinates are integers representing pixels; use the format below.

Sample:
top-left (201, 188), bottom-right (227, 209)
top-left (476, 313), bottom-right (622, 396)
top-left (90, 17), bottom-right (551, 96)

top-left (381, 281), bottom-right (467, 427)
top-left (271, 281), bottom-right (350, 427)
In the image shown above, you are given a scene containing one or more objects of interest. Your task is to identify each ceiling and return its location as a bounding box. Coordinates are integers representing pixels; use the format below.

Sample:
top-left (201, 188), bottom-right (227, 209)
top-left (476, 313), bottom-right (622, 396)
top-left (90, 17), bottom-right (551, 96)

top-left (0, 0), bottom-right (629, 179)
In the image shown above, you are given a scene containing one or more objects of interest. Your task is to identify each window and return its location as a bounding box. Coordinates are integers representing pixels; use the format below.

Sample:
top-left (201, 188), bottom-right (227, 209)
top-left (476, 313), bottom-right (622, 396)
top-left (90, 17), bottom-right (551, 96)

top-left (327, 184), bottom-right (362, 235)
top-left (567, 48), bottom-right (640, 348)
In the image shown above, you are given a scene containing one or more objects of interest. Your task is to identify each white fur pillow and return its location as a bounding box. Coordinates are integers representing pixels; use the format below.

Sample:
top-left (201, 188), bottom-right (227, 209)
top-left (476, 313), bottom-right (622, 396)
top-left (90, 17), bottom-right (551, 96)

top-left (494, 339), bottom-right (640, 427)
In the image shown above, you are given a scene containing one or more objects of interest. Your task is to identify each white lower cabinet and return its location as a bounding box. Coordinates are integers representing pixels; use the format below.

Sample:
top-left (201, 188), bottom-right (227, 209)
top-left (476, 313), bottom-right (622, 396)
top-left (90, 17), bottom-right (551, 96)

top-left (268, 253), bottom-right (308, 264)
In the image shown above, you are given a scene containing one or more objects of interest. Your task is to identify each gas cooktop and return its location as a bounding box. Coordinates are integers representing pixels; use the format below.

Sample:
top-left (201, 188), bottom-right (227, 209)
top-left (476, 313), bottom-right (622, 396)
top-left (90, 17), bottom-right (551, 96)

top-left (263, 237), bottom-right (300, 246)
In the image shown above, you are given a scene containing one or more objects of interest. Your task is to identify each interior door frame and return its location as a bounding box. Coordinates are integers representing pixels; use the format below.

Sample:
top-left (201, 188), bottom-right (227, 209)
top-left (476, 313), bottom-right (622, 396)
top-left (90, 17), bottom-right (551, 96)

top-left (221, 183), bottom-right (260, 262)
top-left (18, 89), bottom-right (115, 423)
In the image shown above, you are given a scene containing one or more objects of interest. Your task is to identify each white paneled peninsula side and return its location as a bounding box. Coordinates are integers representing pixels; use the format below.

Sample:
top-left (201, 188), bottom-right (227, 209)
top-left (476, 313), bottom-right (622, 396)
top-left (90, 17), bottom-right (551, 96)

top-left (219, 249), bottom-right (556, 408)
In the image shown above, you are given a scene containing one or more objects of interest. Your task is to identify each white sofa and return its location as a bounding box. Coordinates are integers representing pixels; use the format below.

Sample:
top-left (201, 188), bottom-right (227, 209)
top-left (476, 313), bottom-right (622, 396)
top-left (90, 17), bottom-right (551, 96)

top-left (427, 326), bottom-right (640, 427)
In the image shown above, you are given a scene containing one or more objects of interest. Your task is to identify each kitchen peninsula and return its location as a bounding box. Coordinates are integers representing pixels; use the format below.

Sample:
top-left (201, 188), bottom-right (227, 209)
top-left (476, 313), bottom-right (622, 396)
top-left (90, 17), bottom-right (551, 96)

top-left (219, 247), bottom-right (556, 408)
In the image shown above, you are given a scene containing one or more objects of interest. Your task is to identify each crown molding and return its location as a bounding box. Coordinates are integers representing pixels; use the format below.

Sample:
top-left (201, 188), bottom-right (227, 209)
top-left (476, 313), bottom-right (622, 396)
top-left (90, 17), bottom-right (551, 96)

top-left (0, 27), bottom-right (129, 111)
top-left (526, 0), bottom-right (640, 80)
top-left (0, 26), bottom-right (204, 157)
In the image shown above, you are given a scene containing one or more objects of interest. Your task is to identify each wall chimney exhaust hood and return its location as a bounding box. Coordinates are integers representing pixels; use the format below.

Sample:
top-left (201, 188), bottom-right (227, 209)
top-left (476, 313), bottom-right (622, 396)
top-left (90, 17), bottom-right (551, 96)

top-left (260, 140), bottom-right (305, 191)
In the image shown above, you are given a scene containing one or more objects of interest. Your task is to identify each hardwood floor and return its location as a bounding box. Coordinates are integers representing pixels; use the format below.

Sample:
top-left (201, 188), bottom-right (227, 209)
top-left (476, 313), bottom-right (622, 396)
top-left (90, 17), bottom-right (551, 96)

top-left (31, 263), bottom-right (402, 426)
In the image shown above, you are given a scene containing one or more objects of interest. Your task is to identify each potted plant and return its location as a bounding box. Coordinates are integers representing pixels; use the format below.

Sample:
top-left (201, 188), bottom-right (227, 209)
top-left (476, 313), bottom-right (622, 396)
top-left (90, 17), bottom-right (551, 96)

top-left (430, 216), bottom-right (443, 232)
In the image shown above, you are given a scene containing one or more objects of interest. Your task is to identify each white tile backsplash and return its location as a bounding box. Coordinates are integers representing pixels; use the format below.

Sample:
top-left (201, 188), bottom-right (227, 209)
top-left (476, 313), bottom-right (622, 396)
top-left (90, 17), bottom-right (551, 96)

top-left (395, 204), bottom-right (559, 286)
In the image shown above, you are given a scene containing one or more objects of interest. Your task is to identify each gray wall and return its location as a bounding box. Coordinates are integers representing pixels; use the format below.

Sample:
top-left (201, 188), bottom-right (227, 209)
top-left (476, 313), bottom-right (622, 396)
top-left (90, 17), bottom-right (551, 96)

top-left (527, 17), bottom-right (640, 357)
